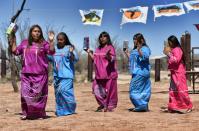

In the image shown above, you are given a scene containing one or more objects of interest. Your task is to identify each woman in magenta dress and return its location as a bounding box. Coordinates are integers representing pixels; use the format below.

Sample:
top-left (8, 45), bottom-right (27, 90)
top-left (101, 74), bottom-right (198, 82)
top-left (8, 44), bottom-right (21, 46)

top-left (10, 25), bottom-right (55, 119)
top-left (86, 31), bottom-right (118, 112)
top-left (163, 35), bottom-right (193, 113)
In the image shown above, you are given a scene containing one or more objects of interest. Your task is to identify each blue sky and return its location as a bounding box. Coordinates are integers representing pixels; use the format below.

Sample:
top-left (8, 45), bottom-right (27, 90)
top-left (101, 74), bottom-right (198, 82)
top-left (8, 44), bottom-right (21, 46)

top-left (0, 0), bottom-right (199, 56)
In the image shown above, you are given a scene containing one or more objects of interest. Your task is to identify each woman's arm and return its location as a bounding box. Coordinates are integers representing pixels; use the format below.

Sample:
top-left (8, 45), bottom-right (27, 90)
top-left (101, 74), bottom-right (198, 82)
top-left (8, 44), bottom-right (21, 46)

top-left (124, 49), bottom-right (130, 59)
top-left (87, 49), bottom-right (94, 60)
top-left (48, 31), bottom-right (55, 52)
top-left (8, 33), bottom-right (17, 53)
top-left (69, 45), bottom-right (79, 62)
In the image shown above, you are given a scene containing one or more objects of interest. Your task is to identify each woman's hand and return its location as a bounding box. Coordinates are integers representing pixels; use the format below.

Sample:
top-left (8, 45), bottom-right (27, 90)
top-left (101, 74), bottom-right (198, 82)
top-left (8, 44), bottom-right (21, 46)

top-left (105, 49), bottom-right (111, 61)
top-left (48, 31), bottom-right (55, 42)
top-left (163, 46), bottom-right (171, 55)
top-left (69, 45), bottom-right (74, 52)
top-left (137, 43), bottom-right (142, 50)
top-left (86, 49), bottom-right (94, 60)
top-left (8, 33), bottom-right (16, 46)
top-left (137, 43), bottom-right (143, 57)
top-left (124, 49), bottom-right (130, 59)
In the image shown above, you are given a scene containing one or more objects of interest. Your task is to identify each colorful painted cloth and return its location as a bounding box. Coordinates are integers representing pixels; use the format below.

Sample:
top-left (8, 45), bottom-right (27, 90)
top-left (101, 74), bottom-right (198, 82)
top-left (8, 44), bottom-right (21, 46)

top-left (120, 6), bottom-right (148, 26)
top-left (79, 9), bottom-right (104, 26)
top-left (153, 3), bottom-right (185, 21)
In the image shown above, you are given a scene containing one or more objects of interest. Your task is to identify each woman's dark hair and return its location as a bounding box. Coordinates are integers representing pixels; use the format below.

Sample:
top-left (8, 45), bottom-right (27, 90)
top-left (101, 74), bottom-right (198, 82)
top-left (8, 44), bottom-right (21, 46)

top-left (28, 24), bottom-right (45, 46)
top-left (168, 35), bottom-right (186, 64)
top-left (98, 31), bottom-right (112, 48)
top-left (57, 32), bottom-right (72, 46)
top-left (133, 33), bottom-right (148, 49)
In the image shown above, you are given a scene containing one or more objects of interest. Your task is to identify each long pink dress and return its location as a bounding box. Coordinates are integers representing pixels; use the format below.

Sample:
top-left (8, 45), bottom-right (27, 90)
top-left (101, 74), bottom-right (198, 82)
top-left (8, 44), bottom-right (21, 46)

top-left (14, 39), bottom-right (54, 119)
top-left (92, 45), bottom-right (118, 111)
top-left (167, 47), bottom-right (193, 111)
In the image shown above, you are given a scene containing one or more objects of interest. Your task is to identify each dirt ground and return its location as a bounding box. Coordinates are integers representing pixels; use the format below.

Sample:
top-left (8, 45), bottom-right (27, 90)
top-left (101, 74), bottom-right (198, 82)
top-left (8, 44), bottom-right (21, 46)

top-left (0, 73), bottom-right (199, 131)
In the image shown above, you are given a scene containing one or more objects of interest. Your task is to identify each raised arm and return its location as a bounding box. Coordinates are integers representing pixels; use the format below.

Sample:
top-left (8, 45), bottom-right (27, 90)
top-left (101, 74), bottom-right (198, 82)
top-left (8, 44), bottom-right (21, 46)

top-left (48, 31), bottom-right (55, 53)
top-left (86, 49), bottom-right (94, 60)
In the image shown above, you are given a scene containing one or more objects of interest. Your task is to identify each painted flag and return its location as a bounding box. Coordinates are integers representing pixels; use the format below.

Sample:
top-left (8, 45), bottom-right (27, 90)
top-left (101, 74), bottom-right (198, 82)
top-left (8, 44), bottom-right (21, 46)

top-left (184, 0), bottom-right (199, 12)
top-left (153, 3), bottom-right (185, 21)
top-left (194, 24), bottom-right (199, 30)
top-left (120, 6), bottom-right (148, 26)
top-left (79, 9), bottom-right (104, 26)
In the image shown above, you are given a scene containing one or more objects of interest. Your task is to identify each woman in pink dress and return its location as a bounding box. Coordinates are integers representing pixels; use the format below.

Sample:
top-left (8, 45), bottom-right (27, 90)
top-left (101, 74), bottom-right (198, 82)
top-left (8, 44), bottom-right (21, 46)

top-left (10, 25), bottom-right (55, 120)
top-left (86, 31), bottom-right (118, 112)
top-left (163, 35), bottom-right (193, 113)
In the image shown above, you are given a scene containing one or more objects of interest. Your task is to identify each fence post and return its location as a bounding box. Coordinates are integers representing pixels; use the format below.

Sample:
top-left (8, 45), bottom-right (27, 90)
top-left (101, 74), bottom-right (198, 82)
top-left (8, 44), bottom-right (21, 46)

top-left (1, 48), bottom-right (7, 79)
top-left (88, 50), bottom-right (93, 82)
top-left (155, 58), bottom-right (160, 82)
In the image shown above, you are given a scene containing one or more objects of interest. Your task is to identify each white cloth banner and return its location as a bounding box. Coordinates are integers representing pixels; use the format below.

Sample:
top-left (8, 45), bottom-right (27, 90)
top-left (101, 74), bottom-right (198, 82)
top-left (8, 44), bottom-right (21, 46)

top-left (184, 0), bottom-right (199, 12)
top-left (120, 6), bottom-right (148, 26)
top-left (153, 3), bottom-right (185, 21)
top-left (79, 9), bottom-right (104, 26)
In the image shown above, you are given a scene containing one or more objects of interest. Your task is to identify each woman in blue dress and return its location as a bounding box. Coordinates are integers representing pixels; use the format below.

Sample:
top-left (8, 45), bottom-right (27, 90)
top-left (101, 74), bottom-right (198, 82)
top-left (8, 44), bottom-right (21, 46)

top-left (48, 32), bottom-right (79, 116)
top-left (124, 33), bottom-right (151, 112)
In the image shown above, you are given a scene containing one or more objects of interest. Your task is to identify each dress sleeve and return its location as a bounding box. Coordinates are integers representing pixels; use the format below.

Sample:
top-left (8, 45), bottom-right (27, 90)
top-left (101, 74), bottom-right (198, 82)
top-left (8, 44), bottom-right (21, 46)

top-left (109, 45), bottom-right (116, 62)
top-left (139, 46), bottom-right (151, 61)
top-left (70, 50), bottom-right (79, 64)
top-left (168, 47), bottom-right (182, 65)
top-left (43, 41), bottom-right (55, 55)
top-left (13, 40), bottom-right (25, 56)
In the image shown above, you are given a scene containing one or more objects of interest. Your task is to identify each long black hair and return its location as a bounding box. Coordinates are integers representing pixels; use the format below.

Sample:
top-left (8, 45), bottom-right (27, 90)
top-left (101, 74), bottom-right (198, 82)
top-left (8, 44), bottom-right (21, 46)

top-left (168, 35), bottom-right (186, 64)
top-left (57, 32), bottom-right (72, 46)
top-left (98, 31), bottom-right (112, 48)
top-left (28, 24), bottom-right (45, 46)
top-left (133, 33), bottom-right (148, 50)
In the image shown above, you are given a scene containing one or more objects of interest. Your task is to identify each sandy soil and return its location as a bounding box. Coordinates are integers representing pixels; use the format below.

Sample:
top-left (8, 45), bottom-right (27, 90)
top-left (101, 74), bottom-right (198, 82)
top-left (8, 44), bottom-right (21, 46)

top-left (0, 73), bottom-right (199, 131)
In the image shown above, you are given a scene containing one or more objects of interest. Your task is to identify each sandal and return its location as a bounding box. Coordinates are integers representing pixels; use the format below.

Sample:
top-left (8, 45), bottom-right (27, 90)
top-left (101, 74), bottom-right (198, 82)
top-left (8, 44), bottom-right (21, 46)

top-left (95, 106), bottom-right (104, 112)
top-left (161, 108), bottom-right (170, 113)
top-left (128, 108), bottom-right (135, 112)
top-left (186, 108), bottom-right (193, 113)
top-left (20, 115), bottom-right (27, 120)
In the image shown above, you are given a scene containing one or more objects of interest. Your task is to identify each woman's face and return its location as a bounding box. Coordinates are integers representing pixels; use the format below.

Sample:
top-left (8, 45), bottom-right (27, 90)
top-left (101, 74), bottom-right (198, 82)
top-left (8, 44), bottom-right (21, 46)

top-left (31, 27), bottom-right (41, 42)
top-left (100, 35), bottom-right (108, 45)
top-left (168, 40), bottom-right (173, 48)
top-left (133, 39), bottom-right (137, 46)
top-left (57, 35), bottom-right (65, 48)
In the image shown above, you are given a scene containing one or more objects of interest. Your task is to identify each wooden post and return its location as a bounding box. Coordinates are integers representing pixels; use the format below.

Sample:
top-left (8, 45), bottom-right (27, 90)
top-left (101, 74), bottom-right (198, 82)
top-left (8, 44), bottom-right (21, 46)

top-left (155, 59), bottom-right (160, 82)
top-left (185, 32), bottom-right (191, 71)
top-left (181, 32), bottom-right (191, 85)
top-left (1, 49), bottom-right (7, 79)
top-left (88, 50), bottom-right (93, 82)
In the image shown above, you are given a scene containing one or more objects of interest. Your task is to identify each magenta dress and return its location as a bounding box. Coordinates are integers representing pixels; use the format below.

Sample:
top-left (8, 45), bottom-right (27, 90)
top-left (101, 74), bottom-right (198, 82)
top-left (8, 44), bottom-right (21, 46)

top-left (92, 45), bottom-right (118, 111)
top-left (167, 47), bottom-right (193, 111)
top-left (13, 39), bottom-right (54, 119)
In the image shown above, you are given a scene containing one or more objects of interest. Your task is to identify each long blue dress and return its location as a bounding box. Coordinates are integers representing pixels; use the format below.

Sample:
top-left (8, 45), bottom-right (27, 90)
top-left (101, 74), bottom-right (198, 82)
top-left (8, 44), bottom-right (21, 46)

top-left (129, 45), bottom-right (151, 111)
top-left (48, 45), bottom-right (79, 116)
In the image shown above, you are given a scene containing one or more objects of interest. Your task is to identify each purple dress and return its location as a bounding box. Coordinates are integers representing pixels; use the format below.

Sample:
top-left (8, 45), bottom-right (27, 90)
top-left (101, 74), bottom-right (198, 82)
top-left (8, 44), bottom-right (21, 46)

top-left (92, 45), bottom-right (118, 111)
top-left (13, 39), bottom-right (54, 119)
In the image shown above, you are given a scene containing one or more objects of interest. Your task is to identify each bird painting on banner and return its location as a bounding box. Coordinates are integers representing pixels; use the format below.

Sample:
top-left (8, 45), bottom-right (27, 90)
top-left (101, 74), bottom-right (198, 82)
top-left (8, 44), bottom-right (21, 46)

top-left (120, 6), bottom-right (148, 26)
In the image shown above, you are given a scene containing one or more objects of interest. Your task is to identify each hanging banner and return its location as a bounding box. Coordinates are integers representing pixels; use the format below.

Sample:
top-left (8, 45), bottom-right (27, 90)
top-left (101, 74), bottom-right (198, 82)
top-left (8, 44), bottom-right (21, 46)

top-left (79, 9), bottom-right (104, 26)
top-left (184, 0), bottom-right (199, 12)
top-left (194, 24), bottom-right (199, 31)
top-left (120, 6), bottom-right (148, 26)
top-left (153, 3), bottom-right (185, 21)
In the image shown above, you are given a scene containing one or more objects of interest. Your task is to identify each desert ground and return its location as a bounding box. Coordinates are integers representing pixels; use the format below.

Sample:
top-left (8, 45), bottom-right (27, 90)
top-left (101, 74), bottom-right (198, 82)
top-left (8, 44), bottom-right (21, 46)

top-left (0, 72), bottom-right (199, 131)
